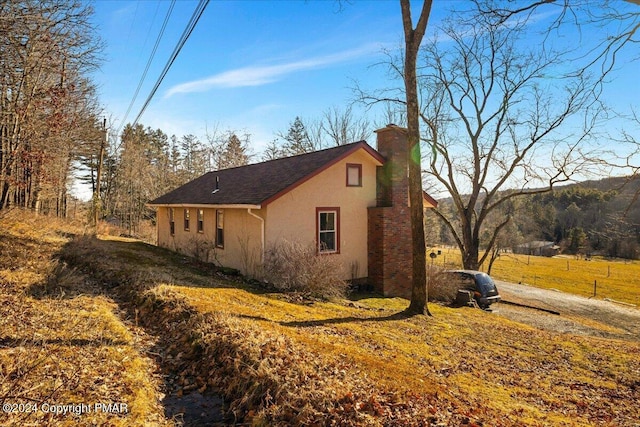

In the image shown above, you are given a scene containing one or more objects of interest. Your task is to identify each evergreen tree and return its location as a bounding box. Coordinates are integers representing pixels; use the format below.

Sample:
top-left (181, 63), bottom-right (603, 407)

top-left (218, 133), bottom-right (250, 169)
top-left (279, 117), bottom-right (314, 156)
top-left (180, 134), bottom-right (207, 178)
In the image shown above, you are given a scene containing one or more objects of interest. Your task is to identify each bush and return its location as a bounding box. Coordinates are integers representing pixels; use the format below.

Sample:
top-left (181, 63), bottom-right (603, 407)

top-left (262, 240), bottom-right (347, 299)
top-left (186, 236), bottom-right (218, 263)
top-left (427, 266), bottom-right (459, 304)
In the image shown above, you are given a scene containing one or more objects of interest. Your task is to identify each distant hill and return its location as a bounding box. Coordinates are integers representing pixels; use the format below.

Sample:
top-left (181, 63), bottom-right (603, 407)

top-left (556, 175), bottom-right (640, 201)
top-left (431, 175), bottom-right (640, 259)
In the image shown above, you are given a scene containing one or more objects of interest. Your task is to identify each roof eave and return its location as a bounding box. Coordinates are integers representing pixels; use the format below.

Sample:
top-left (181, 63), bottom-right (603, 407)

top-left (422, 191), bottom-right (438, 208)
top-left (147, 203), bottom-right (262, 209)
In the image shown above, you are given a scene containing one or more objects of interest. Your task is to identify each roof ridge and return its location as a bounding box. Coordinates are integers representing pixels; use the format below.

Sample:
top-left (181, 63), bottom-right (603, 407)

top-left (211, 140), bottom-right (367, 173)
top-left (148, 140), bottom-right (381, 207)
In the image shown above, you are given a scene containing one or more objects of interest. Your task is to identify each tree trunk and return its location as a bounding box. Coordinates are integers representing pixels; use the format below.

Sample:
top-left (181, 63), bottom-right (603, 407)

top-left (463, 244), bottom-right (480, 270)
top-left (401, 0), bottom-right (433, 315)
top-left (486, 247), bottom-right (500, 275)
top-left (93, 121), bottom-right (106, 227)
top-left (462, 217), bottom-right (480, 269)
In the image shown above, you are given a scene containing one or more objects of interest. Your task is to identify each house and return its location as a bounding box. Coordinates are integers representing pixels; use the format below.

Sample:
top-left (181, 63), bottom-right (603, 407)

top-left (513, 241), bottom-right (560, 257)
top-left (148, 125), bottom-right (437, 298)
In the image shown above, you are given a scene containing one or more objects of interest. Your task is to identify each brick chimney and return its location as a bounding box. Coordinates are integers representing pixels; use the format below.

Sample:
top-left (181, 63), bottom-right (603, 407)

top-left (367, 125), bottom-right (413, 298)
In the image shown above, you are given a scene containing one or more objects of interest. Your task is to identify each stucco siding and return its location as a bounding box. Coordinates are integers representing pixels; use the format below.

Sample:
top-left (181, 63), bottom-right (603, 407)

top-left (157, 207), bottom-right (263, 276)
top-left (264, 149), bottom-right (379, 280)
top-left (215, 208), bottom-right (264, 276)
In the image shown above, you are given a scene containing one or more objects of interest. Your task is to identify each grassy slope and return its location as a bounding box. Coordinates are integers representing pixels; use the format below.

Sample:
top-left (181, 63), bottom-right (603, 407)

top-left (434, 247), bottom-right (640, 306)
top-left (56, 230), bottom-right (640, 426)
top-left (0, 211), bottom-right (170, 426)
top-left (176, 286), bottom-right (640, 426)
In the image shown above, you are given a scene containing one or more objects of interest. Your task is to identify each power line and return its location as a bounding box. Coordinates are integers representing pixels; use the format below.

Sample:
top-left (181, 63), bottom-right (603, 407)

top-left (117, 0), bottom-right (175, 137)
top-left (124, 0), bottom-right (141, 46)
top-left (132, 0), bottom-right (210, 127)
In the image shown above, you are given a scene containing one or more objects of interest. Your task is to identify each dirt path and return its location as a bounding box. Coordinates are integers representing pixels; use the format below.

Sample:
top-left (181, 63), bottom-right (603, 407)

top-left (493, 280), bottom-right (640, 341)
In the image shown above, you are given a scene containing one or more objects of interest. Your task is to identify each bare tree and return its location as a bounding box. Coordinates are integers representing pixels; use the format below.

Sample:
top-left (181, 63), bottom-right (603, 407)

top-left (400, 0), bottom-right (433, 315)
top-left (350, 1), bottom-right (640, 297)
top-left (356, 1), bottom-right (639, 274)
top-left (418, 2), bottom-right (637, 270)
top-left (0, 0), bottom-right (102, 215)
top-left (481, 199), bottom-right (519, 275)
top-left (320, 106), bottom-right (371, 146)
top-left (269, 108), bottom-right (371, 158)
top-left (262, 139), bottom-right (283, 161)
top-left (206, 128), bottom-right (252, 170)
top-left (493, 1), bottom-right (640, 210)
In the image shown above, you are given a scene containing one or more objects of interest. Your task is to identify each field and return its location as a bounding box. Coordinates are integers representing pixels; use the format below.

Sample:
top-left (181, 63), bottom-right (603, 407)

top-left (432, 247), bottom-right (640, 306)
top-left (2, 210), bottom-right (640, 426)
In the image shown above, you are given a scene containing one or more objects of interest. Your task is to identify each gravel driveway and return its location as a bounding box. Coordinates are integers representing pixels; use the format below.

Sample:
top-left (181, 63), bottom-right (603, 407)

top-left (492, 280), bottom-right (640, 341)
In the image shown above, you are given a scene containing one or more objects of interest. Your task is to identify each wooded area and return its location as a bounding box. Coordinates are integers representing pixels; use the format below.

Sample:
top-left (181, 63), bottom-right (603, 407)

top-left (0, 0), bottom-right (102, 215)
top-left (85, 112), bottom-right (364, 233)
top-left (432, 176), bottom-right (640, 262)
top-left (92, 124), bottom-right (255, 234)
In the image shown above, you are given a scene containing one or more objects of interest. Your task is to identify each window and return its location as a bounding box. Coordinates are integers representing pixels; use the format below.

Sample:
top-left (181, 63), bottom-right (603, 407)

top-left (197, 209), bottom-right (204, 233)
top-left (169, 208), bottom-right (175, 235)
top-left (184, 208), bottom-right (190, 231)
top-left (346, 163), bottom-right (362, 187)
top-left (216, 210), bottom-right (224, 248)
top-left (316, 207), bottom-right (340, 253)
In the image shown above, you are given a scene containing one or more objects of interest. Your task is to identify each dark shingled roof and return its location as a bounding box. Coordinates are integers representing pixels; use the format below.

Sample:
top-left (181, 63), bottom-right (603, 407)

top-left (148, 140), bottom-right (384, 207)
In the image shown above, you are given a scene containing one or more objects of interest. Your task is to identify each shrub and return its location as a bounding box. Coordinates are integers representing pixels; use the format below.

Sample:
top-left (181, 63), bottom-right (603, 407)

top-left (186, 236), bottom-right (218, 263)
top-left (427, 266), bottom-right (459, 304)
top-left (262, 240), bottom-right (347, 299)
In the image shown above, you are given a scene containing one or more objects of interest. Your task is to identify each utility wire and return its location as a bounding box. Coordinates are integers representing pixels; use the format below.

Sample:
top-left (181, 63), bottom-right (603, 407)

top-left (132, 0), bottom-right (210, 127)
top-left (118, 0), bottom-right (175, 137)
top-left (124, 0), bottom-right (141, 46)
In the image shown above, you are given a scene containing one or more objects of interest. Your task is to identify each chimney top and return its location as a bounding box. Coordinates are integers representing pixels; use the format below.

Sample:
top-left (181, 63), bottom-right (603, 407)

top-left (374, 124), bottom-right (407, 134)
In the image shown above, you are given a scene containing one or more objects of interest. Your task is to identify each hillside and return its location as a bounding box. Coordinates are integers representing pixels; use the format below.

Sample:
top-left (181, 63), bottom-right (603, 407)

top-left (0, 214), bottom-right (640, 426)
top-left (0, 211), bottom-right (170, 426)
top-left (2, 210), bottom-right (639, 426)
top-left (432, 175), bottom-right (640, 259)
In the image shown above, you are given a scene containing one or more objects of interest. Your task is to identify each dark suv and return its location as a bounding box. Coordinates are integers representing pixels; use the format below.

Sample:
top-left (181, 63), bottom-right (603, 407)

top-left (445, 270), bottom-right (501, 308)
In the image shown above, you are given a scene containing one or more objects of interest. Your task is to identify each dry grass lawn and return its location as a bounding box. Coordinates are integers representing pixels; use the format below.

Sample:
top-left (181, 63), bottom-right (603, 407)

top-left (57, 229), bottom-right (640, 425)
top-left (4, 210), bottom-right (638, 425)
top-left (173, 285), bottom-right (640, 426)
top-left (0, 210), bottom-right (170, 426)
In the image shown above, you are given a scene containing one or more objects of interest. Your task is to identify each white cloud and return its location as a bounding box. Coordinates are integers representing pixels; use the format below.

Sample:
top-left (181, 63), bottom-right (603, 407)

top-left (164, 43), bottom-right (383, 97)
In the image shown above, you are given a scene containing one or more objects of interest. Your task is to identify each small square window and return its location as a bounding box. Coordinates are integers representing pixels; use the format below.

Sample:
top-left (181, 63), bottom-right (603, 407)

top-left (346, 163), bottom-right (362, 187)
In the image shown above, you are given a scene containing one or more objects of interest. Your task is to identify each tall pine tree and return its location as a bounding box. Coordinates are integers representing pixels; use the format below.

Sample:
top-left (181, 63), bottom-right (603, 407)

top-left (280, 117), bottom-right (314, 156)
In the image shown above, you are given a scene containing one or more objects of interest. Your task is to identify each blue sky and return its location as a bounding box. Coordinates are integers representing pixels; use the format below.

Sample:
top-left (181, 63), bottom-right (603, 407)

top-left (89, 0), bottom-right (638, 161)
top-left (91, 0), bottom-right (418, 150)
